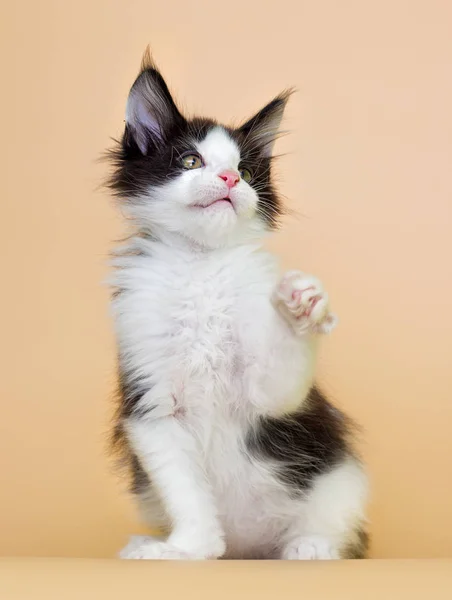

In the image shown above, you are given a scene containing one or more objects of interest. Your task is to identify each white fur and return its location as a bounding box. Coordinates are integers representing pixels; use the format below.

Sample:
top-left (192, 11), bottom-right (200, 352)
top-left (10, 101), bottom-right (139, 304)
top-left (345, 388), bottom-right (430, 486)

top-left (112, 128), bottom-right (368, 559)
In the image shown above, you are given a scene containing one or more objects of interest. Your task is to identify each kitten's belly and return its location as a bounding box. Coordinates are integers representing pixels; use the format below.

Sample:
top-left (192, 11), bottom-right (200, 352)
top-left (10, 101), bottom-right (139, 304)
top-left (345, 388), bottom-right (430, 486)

top-left (158, 312), bottom-right (240, 411)
top-left (144, 280), bottom-right (275, 412)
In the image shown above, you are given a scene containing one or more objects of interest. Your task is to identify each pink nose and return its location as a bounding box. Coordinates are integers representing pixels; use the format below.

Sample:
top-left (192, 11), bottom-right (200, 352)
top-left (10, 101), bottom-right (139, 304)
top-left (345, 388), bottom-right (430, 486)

top-left (218, 170), bottom-right (240, 189)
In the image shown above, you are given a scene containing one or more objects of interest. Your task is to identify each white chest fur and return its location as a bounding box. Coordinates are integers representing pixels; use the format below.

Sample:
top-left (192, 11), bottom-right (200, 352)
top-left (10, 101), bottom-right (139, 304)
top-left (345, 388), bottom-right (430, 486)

top-left (112, 238), bottom-right (309, 416)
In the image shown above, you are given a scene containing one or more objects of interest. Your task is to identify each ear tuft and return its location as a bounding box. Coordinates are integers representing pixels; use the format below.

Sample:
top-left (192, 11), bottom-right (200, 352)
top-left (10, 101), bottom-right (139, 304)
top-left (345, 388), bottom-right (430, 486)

top-left (125, 49), bottom-right (185, 154)
top-left (140, 45), bottom-right (156, 72)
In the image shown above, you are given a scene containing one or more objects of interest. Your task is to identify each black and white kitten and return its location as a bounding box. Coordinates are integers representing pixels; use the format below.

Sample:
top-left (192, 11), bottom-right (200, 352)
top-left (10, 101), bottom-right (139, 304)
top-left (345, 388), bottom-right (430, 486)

top-left (108, 51), bottom-right (369, 560)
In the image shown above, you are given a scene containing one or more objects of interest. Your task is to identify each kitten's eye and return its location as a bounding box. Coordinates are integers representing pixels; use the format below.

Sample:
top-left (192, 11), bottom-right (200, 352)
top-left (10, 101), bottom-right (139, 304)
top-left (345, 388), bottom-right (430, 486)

top-left (240, 167), bottom-right (252, 183)
top-left (181, 153), bottom-right (203, 169)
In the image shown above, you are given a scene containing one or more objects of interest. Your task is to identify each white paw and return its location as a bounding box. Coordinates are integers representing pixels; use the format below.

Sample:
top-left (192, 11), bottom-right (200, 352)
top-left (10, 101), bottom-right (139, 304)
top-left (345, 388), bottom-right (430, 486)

top-left (119, 536), bottom-right (191, 560)
top-left (119, 533), bottom-right (225, 560)
top-left (282, 535), bottom-right (340, 560)
top-left (273, 271), bottom-right (337, 335)
top-left (169, 528), bottom-right (226, 560)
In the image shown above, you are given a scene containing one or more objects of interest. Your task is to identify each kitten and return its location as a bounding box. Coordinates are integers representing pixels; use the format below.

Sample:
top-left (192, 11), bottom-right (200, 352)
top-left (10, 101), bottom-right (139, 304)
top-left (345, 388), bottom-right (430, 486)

top-left (107, 50), bottom-right (369, 560)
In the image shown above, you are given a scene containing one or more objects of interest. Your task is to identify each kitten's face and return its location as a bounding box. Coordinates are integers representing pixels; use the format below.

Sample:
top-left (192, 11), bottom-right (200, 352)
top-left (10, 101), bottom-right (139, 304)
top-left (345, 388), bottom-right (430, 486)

top-left (108, 53), bottom-right (290, 248)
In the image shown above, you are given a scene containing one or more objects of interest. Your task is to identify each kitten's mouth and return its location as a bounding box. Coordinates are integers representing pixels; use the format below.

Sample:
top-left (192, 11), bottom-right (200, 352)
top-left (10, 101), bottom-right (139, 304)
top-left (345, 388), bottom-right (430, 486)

top-left (192, 197), bottom-right (234, 210)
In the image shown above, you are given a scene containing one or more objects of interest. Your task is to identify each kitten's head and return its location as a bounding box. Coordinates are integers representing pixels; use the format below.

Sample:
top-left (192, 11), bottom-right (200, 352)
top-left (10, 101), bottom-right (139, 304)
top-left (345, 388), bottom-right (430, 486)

top-left (108, 51), bottom-right (291, 248)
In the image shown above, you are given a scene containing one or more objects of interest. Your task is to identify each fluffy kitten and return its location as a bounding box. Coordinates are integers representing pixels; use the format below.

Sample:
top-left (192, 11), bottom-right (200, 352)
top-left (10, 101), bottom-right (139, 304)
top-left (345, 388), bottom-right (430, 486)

top-left (107, 50), bottom-right (369, 560)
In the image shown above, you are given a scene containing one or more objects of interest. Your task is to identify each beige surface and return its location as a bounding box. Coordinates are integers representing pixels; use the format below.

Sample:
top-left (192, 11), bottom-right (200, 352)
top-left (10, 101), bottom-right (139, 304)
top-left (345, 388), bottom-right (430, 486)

top-left (1, 0), bottom-right (452, 559)
top-left (1, 559), bottom-right (452, 600)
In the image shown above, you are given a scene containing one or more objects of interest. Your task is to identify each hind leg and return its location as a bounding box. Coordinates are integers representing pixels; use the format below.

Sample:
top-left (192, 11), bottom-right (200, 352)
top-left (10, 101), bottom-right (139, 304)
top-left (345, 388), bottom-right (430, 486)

top-left (281, 459), bottom-right (369, 560)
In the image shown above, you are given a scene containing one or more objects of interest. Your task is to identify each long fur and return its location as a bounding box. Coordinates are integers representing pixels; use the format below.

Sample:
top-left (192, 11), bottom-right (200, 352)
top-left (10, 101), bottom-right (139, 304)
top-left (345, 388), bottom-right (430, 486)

top-left (106, 52), bottom-right (369, 560)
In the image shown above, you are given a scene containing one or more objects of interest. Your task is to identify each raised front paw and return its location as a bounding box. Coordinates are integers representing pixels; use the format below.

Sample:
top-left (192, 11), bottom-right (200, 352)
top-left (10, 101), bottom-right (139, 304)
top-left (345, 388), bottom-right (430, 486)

top-left (273, 271), bottom-right (338, 335)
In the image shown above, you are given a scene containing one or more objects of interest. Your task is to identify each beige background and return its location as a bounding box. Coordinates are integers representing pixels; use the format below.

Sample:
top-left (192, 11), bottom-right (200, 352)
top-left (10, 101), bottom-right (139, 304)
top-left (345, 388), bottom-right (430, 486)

top-left (1, 0), bottom-right (451, 559)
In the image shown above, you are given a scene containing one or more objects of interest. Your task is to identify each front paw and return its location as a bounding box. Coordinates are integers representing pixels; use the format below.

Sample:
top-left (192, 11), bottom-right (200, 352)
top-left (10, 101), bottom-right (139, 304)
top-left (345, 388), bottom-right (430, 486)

top-left (273, 271), bottom-right (337, 335)
top-left (119, 529), bottom-right (226, 561)
top-left (119, 536), bottom-right (191, 560)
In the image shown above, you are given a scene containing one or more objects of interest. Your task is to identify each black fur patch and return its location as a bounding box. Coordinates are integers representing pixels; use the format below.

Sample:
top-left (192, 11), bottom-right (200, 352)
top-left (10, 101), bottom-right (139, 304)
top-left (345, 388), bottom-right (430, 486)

top-left (229, 128), bottom-right (282, 229)
top-left (117, 359), bottom-right (155, 419)
top-left (110, 362), bottom-right (153, 495)
top-left (129, 452), bottom-right (150, 494)
top-left (246, 386), bottom-right (355, 493)
top-left (110, 418), bottom-right (150, 496)
top-left (342, 527), bottom-right (370, 559)
top-left (106, 117), bottom-right (217, 200)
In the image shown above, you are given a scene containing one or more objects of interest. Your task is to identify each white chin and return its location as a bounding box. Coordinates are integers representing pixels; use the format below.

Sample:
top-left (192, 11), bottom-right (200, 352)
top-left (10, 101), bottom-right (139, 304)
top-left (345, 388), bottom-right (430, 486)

top-left (183, 209), bottom-right (238, 246)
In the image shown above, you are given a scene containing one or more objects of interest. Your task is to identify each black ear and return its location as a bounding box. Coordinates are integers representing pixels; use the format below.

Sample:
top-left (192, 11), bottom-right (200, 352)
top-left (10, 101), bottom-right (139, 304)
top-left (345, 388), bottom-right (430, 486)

top-left (125, 49), bottom-right (185, 154)
top-left (239, 90), bottom-right (293, 157)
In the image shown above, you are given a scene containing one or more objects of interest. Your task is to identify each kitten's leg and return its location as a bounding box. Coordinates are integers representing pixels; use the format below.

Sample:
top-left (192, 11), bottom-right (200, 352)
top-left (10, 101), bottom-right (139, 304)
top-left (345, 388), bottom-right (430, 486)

top-left (280, 459), bottom-right (369, 560)
top-left (120, 408), bottom-right (225, 560)
top-left (272, 270), bottom-right (338, 336)
top-left (245, 270), bottom-right (337, 416)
